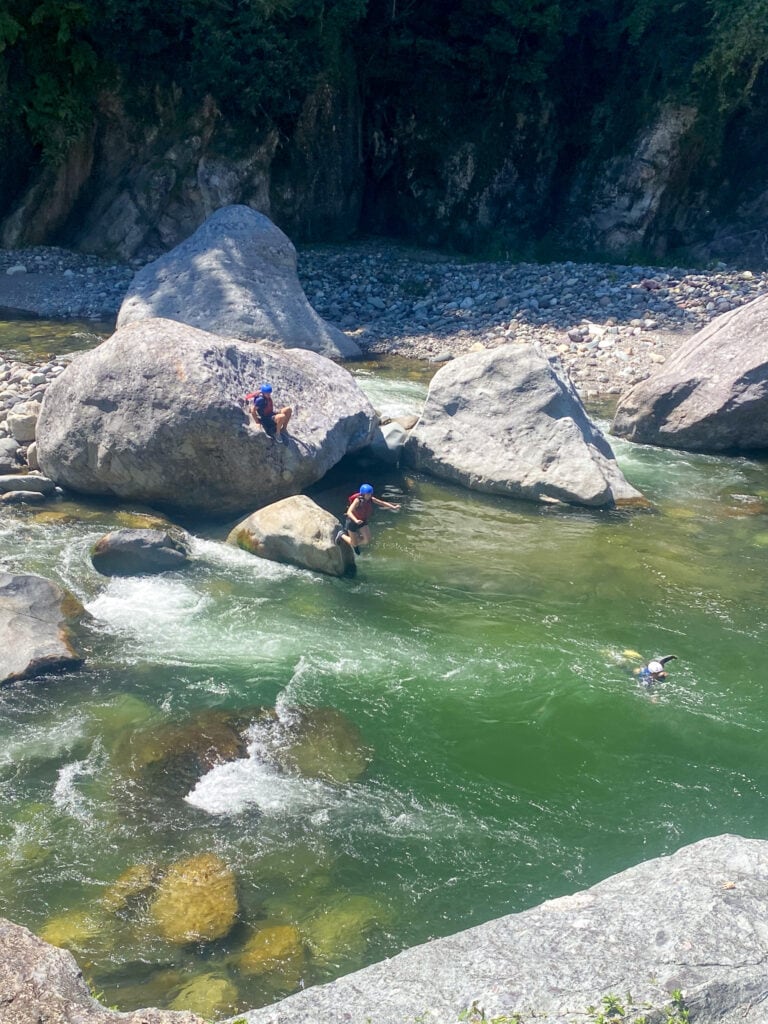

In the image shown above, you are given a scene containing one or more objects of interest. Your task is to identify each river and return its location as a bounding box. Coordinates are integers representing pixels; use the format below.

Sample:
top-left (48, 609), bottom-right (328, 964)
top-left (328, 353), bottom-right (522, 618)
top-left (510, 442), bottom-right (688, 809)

top-left (1, 319), bottom-right (767, 1019)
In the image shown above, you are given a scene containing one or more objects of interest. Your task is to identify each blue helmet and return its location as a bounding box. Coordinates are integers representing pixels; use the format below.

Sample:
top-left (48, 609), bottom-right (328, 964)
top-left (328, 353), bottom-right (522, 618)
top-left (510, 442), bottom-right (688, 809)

top-left (359, 483), bottom-right (374, 495)
top-left (260, 383), bottom-right (273, 394)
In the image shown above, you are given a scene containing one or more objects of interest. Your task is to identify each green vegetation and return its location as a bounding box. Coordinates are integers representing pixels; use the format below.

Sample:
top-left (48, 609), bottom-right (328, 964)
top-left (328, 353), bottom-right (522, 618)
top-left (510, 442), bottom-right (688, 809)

top-left (455, 989), bottom-right (691, 1024)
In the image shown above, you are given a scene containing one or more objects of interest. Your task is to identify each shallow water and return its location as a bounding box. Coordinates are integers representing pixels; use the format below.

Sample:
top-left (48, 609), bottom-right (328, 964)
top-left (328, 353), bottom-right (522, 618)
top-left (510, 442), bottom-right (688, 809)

top-left (1, 325), bottom-right (767, 1019)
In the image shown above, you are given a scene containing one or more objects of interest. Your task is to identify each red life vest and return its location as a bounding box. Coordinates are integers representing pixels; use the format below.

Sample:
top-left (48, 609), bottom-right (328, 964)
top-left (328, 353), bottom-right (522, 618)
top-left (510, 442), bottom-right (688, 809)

top-left (348, 493), bottom-right (373, 522)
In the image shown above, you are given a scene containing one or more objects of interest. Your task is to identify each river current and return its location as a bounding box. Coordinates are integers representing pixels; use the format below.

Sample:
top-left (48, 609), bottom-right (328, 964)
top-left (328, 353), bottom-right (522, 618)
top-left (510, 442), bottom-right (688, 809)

top-left (1, 320), bottom-right (767, 1018)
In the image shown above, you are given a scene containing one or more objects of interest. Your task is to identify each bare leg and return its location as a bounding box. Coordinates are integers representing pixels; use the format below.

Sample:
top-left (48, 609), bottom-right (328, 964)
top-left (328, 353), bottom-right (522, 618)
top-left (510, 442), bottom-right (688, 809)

top-left (357, 525), bottom-right (372, 548)
top-left (275, 406), bottom-right (292, 436)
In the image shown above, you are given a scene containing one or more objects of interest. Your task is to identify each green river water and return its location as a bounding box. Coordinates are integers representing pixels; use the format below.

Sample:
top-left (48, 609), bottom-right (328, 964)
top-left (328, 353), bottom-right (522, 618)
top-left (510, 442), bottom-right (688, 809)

top-left (1, 318), bottom-right (767, 1019)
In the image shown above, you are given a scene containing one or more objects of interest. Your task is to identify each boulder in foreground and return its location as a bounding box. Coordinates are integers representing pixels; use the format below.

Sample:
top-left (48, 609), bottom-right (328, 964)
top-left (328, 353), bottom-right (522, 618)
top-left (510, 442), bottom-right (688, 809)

top-left (612, 295), bottom-right (768, 452)
top-left (0, 917), bottom-right (205, 1023)
top-left (117, 205), bottom-right (360, 359)
top-left (36, 318), bottom-right (376, 518)
top-left (403, 345), bottom-right (646, 508)
top-left (0, 572), bottom-right (86, 685)
top-left (235, 834), bottom-right (768, 1024)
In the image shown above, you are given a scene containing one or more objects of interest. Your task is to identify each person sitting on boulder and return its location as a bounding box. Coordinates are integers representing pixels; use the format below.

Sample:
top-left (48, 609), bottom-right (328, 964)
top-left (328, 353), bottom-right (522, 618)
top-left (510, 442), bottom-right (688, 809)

top-left (336, 483), bottom-right (401, 554)
top-left (634, 654), bottom-right (677, 686)
top-left (245, 383), bottom-right (292, 442)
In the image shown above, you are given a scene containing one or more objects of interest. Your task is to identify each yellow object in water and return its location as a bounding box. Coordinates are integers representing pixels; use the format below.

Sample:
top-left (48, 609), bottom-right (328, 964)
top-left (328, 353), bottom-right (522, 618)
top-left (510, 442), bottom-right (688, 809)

top-left (622, 649), bottom-right (643, 661)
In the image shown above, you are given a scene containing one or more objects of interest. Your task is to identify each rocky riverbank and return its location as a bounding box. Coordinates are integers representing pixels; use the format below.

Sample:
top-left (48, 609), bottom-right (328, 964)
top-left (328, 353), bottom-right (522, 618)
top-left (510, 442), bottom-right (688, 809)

top-left (2, 240), bottom-right (768, 404)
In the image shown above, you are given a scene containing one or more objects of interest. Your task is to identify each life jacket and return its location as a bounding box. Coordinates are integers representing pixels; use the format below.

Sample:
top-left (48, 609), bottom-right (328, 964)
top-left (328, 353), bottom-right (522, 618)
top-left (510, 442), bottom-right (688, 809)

top-left (255, 393), bottom-right (274, 418)
top-left (348, 493), bottom-right (373, 522)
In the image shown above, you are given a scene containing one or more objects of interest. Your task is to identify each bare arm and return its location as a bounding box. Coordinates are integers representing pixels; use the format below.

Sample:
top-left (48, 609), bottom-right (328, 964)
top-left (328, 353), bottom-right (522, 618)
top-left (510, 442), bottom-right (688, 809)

top-left (372, 497), bottom-right (401, 510)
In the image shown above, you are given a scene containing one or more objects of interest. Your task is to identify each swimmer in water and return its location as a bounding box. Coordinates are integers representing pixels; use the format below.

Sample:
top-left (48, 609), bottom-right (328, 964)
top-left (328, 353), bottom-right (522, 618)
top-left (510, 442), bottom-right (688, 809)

top-left (633, 654), bottom-right (677, 686)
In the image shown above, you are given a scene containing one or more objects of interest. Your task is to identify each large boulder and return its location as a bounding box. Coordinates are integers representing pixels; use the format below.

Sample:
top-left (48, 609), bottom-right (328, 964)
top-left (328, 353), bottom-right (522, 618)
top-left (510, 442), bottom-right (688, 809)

top-left (228, 495), bottom-right (355, 576)
top-left (90, 528), bottom-right (191, 576)
top-left (35, 318), bottom-right (376, 518)
top-left (403, 345), bottom-right (645, 508)
top-left (0, 572), bottom-right (86, 685)
top-left (235, 835), bottom-right (768, 1024)
top-left (0, 917), bottom-right (205, 1024)
top-left (612, 297), bottom-right (768, 452)
top-left (117, 205), bottom-right (360, 359)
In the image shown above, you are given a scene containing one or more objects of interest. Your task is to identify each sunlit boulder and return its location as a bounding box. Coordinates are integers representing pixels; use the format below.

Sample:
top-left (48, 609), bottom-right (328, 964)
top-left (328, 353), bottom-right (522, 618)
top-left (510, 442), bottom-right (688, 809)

top-left (40, 909), bottom-right (104, 953)
top-left (227, 495), bottom-right (355, 576)
top-left (90, 528), bottom-right (191, 577)
top-left (612, 295), bottom-right (768, 452)
top-left (36, 318), bottom-right (376, 517)
top-left (256, 706), bottom-right (372, 784)
top-left (0, 572), bottom-right (86, 685)
top-left (149, 852), bottom-right (238, 944)
top-left (117, 205), bottom-right (360, 359)
top-left (403, 344), bottom-right (647, 508)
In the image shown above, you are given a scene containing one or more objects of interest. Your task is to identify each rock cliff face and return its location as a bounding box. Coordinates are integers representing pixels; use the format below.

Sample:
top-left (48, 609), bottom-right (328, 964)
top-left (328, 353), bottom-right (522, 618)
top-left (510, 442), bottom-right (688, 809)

top-left (3, 49), bottom-right (768, 265)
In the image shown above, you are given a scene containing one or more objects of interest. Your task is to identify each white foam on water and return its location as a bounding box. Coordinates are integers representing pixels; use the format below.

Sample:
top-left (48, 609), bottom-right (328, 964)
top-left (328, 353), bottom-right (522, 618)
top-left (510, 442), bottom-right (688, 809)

top-left (86, 575), bottom-right (208, 632)
top-left (190, 536), bottom-right (304, 580)
top-left (52, 745), bottom-right (103, 823)
top-left (0, 714), bottom-right (86, 770)
top-left (185, 747), bottom-right (337, 817)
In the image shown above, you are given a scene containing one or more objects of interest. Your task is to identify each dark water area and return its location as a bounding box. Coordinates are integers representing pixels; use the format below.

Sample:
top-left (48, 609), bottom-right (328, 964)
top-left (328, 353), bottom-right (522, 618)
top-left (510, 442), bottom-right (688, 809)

top-left (1, 321), bottom-right (767, 1020)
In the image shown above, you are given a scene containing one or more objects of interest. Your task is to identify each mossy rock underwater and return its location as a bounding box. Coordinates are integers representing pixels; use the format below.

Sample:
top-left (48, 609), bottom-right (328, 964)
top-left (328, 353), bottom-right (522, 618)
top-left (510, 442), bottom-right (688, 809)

top-left (114, 708), bottom-right (252, 799)
top-left (169, 972), bottom-right (240, 1018)
top-left (149, 852), bottom-right (239, 944)
top-left (301, 894), bottom-right (390, 964)
top-left (101, 862), bottom-right (161, 914)
top-left (235, 922), bottom-right (306, 981)
top-left (255, 706), bottom-right (373, 784)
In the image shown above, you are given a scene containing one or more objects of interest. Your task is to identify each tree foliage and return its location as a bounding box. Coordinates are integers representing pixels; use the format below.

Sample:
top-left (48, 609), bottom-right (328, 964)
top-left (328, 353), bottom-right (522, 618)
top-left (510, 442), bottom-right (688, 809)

top-left (1, 0), bottom-right (766, 169)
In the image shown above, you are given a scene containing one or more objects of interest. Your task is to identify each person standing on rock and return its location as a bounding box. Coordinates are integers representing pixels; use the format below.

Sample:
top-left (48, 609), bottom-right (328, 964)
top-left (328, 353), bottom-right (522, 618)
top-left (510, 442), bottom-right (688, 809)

top-left (245, 383), bottom-right (292, 442)
top-left (337, 483), bottom-right (401, 554)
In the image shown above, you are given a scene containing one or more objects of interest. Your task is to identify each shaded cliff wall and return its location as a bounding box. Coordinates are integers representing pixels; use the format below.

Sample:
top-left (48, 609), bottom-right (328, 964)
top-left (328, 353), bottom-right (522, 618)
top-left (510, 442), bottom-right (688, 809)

top-left (3, 1), bottom-right (768, 266)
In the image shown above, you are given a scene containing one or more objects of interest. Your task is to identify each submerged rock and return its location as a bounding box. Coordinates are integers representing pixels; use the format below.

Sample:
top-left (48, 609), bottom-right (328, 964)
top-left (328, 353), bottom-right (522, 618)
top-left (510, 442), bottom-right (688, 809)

top-left (36, 318), bottom-right (376, 517)
top-left (302, 894), bottom-right (388, 965)
top-left (228, 495), bottom-right (355, 577)
top-left (116, 708), bottom-right (250, 800)
top-left (403, 344), bottom-right (646, 508)
top-left (169, 972), bottom-right (240, 1018)
top-left (256, 706), bottom-right (372, 784)
top-left (612, 294), bottom-right (768, 452)
top-left (149, 852), bottom-right (238, 945)
top-left (117, 205), bottom-right (360, 359)
top-left (0, 572), bottom-right (87, 685)
top-left (90, 528), bottom-right (191, 577)
top-left (101, 863), bottom-right (161, 914)
top-left (236, 923), bottom-right (305, 981)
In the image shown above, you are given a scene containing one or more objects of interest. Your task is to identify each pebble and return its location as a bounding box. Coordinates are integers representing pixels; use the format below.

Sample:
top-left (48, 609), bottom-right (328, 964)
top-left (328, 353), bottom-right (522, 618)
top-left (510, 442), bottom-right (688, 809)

top-left (1, 240), bottom-right (767, 419)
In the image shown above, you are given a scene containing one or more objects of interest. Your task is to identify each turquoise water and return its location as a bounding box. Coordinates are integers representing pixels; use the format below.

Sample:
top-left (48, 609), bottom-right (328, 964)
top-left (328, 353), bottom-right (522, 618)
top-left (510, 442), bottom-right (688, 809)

top-left (1, 327), bottom-right (767, 1019)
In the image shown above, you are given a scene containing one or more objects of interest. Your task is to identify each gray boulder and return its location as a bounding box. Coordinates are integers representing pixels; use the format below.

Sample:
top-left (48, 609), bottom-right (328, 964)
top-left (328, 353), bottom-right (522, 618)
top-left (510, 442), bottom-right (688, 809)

top-left (228, 495), bottom-right (354, 577)
top-left (0, 437), bottom-right (20, 473)
top-left (0, 572), bottom-right (86, 685)
top-left (0, 917), bottom-right (205, 1024)
top-left (0, 473), bottom-right (56, 496)
top-left (366, 420), bottom-right (410, 465)
top-left (117, 205), bottom-right (361, 360)
top-left (612, 296), bottom-right (768, 452)
top-left (91, 528), bottom-right (191, 577)
top-left (36, 318), bottom-right (376, 518)
top-left (232, 834), bottom-right (768, 1024)
top-left (7, 400), bottom-right (41, 444)
top-left (403, 345), bottom-right (646, 508)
